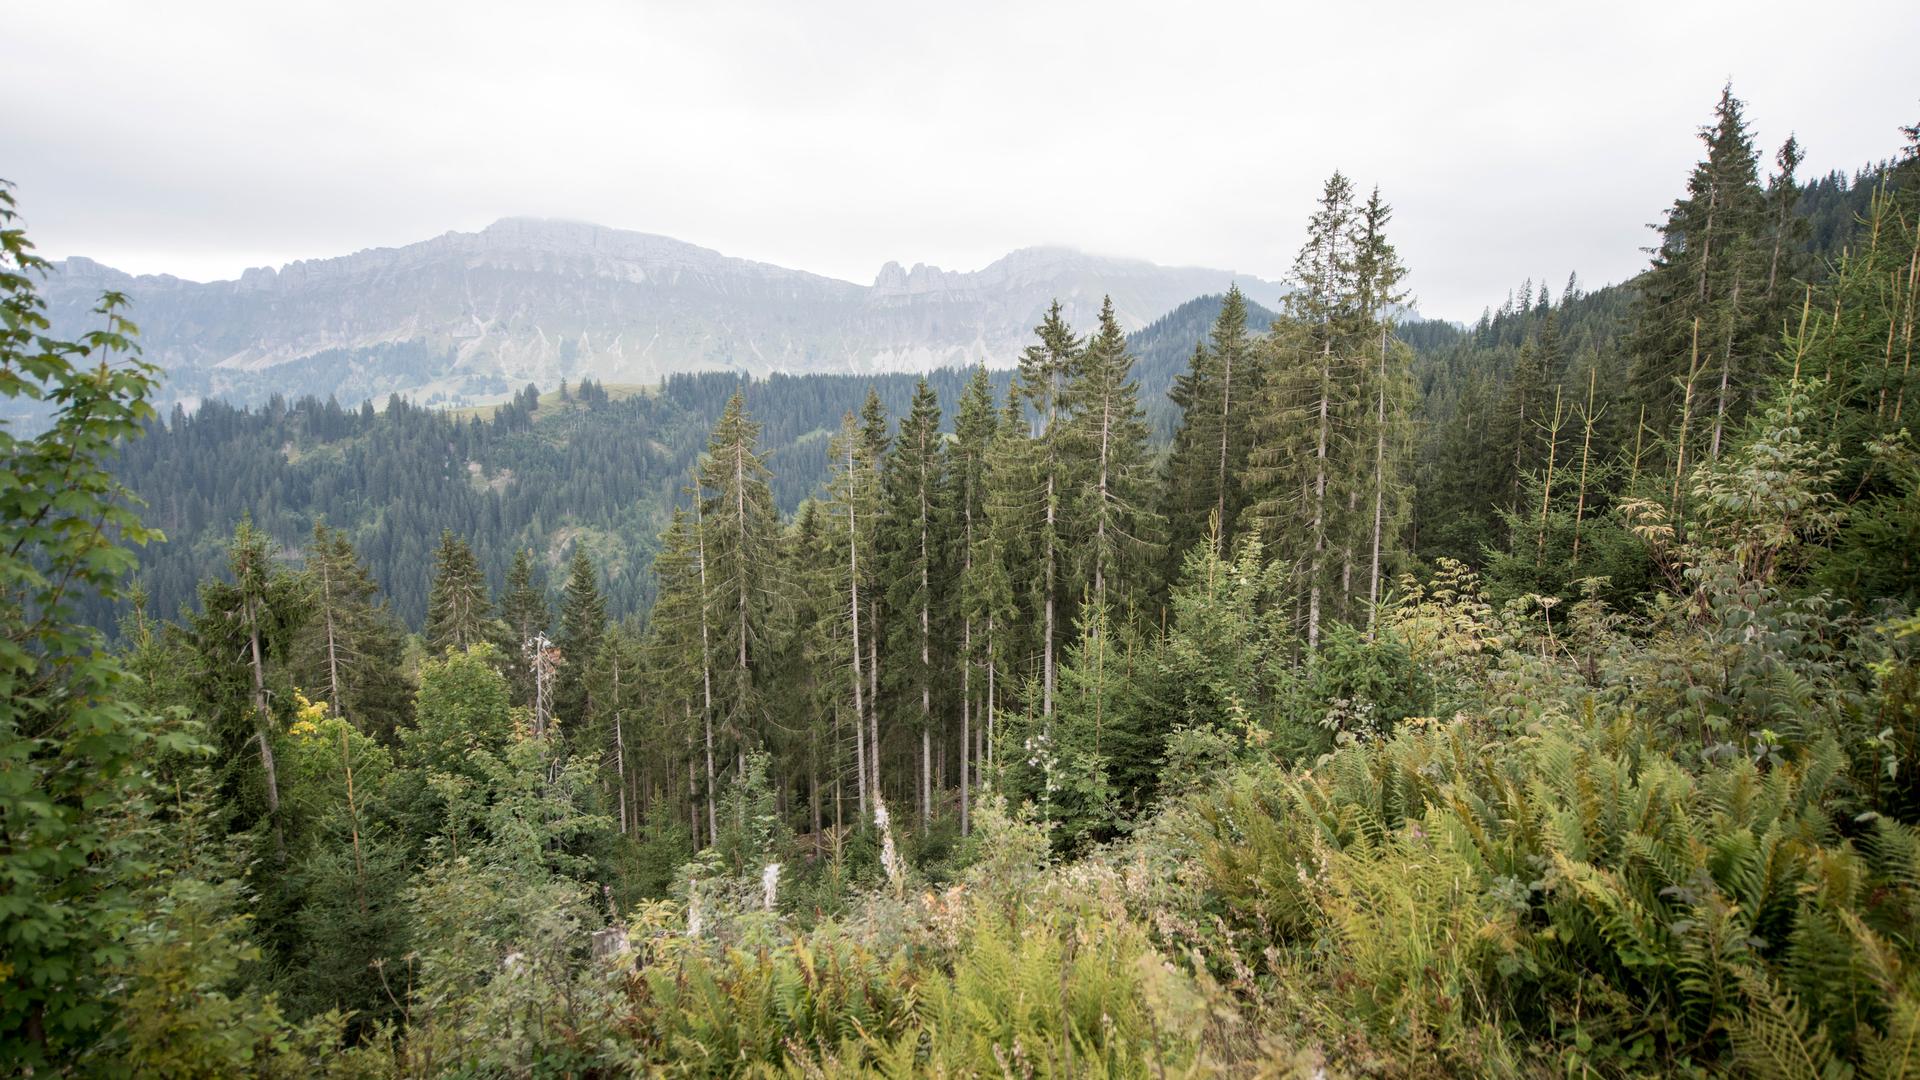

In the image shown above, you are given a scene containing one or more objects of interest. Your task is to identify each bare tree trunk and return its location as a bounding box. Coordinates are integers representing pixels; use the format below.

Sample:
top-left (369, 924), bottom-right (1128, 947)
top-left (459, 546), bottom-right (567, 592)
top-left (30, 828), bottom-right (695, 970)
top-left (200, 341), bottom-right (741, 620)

top-left (1216, 338), bottom-right (1233, 558)
top-left (1672, 317), bottom-right (1704, 517)
top-left (1042, 469), bottom-right (1057, 718)
top-left (1308, 338), bottom-right (1333, 652)
top-left (1095, 390), bottom-right (1112, 617)
top-left (340, 725), bottom-right (366, 914)
top-left (1709, 275), bottom-right (1744, 462)
top-left (868, 624), bottom-right (880, 810)
top-left (702, 706), bottom-right (717, 848)
top-left (733, 443), bottom-right (751, 734)
top-left (693, 489), bottom-right (718, 843)
top-left (959, 618), bottom-right (971, 836)
top-left (1536, 387), bottom-right (1565, 566)
top-left (1342, 491), bottom-right (1356, 607)
top-left (247, 603), bottom-right (284, 855)
top-left (810, 756), bottom-right (822, 846)
top-left (1895, 248), bottom-right (1917, 424)
top-left (985, 611), bottom-right (996, 770)
top-left (1367, 327), bottom-right (1388, 635)
top-left (1042, 371), bottom-right (1059, 719)
top-left (848, 434), bottom-right (870, 821)
top-left (852, 675), bottom-right (867, 823)
top-left (1629, 404), bottom-right (1648, 487)
top-left (918, 442), bottom-right (932, 829)
top-left (319, 559), bottom-right (345, 716)
top-left (685, 746), bottom-right (700, 849)
top-left (1571, 367), bottom-right (1599, 566)
top-left (611, 650), bottom-right (628, 835)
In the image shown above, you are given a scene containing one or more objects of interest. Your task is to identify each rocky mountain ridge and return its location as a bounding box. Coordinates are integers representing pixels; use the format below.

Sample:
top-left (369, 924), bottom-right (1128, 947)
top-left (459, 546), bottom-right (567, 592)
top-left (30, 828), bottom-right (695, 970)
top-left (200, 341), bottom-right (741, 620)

top-left (39, 218), bottom-right (1289, 414)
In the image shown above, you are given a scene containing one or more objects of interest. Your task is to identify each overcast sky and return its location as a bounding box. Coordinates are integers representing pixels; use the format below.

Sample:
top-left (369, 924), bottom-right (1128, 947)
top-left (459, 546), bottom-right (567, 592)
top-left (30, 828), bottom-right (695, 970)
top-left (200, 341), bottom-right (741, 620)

top-left (6, 1), bottom-right (1916, 321)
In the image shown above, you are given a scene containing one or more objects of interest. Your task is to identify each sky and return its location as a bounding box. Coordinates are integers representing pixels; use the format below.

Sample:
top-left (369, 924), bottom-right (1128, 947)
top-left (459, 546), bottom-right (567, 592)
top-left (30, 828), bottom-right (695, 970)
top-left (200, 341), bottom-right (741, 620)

top-left (5, 0), bottom-right (1917, 322)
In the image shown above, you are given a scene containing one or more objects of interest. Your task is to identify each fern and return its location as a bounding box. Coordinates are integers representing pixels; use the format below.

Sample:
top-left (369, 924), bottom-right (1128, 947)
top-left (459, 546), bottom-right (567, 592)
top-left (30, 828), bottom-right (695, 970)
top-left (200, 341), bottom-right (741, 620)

top-left (1730, 968), bottom-right (1852, 1080)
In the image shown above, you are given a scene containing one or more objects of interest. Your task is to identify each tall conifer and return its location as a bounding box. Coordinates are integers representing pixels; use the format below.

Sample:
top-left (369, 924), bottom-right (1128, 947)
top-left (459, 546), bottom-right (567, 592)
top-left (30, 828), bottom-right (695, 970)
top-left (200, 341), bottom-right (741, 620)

top-left (698, 392), bottom-right (780, 762)
top-left (425, 529), bottom-right (493, 654)
top-left (1067, 296), bottom-right (1157, 618)
top-left (879, 380), bottom-right (945, 826)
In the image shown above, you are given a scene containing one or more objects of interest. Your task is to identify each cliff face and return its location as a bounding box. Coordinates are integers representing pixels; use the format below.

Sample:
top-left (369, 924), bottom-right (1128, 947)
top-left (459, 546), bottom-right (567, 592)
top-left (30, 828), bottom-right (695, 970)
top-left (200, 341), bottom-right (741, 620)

top-left (40, 218), bottom-right (1287, 411)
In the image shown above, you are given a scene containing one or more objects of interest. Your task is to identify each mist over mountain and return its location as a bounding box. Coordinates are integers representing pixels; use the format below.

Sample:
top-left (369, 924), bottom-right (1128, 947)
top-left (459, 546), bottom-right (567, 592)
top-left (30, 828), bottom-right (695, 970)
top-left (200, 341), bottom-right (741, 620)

top-left (39, 217), bottom-right (1287, 414)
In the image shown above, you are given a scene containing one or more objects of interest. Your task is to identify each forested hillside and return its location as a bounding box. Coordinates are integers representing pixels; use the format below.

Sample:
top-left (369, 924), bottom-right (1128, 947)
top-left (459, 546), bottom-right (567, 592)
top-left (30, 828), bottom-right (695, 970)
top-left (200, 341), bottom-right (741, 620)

top-left (8, 89), bottom-right (1920, 1078)
top-left (103, 368), bottom-right (1016, 630)
top-left (98, 296), bottom-right (1290, 633)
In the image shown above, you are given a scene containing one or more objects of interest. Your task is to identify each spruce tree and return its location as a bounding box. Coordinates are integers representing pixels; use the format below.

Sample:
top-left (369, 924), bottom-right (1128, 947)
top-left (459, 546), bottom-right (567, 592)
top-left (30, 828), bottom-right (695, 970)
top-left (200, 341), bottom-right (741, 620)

top-left (1762, 133), bottom-right (1807, 317)
top-left (646, 506), bottom-right (717, 843)
top-left (827, 409), bottom-right (884, 817)
top-left (857, 389), bottom-right (890, 797)
top-left (1015, 300), bottom-right (1082, 717)
top-left (1249, 171), bottom-right (1359, 650)
top-left (1161, 340), bottom-right (1220, 579)
top-left (879, 379), bottom-right (946, 826)
top-left (1161, 287), bottom-right (1253, 571)
top-left (1625, 84), bottom-right (1768, 466)
top-left (981, 385), bottom-right (1034, 752)
top-left (425, 529), bottom-right (493, 654)
top-left (555, 547), bottom-right (607, 727)
top-left (1496, 334), bottom-right (1554, 512)
top-left (294, 523), bottom-right (409, 739)
top-left (1351, 187), bottom-right (1414, 626)
top-left (497, 547), bottom-right (550, 705)
top-left (698, 392), bottom-right (780, 765)
top-left (771, 501), bottom-right (842, 840)
top-left (1205, 286), bottom-right (1254, 556)
top-left (951, 367), bottom-right (999, 834)
top-left (192, 516), bottom-right (305, 855)
top-left (1067, 295), bottom-right (1157, 619)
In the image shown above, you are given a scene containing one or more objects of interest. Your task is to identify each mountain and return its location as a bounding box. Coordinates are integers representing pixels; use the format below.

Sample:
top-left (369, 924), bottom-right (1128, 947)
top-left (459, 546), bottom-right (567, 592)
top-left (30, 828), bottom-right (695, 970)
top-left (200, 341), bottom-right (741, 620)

top-left (38, 218), bottom-right (1288, 416)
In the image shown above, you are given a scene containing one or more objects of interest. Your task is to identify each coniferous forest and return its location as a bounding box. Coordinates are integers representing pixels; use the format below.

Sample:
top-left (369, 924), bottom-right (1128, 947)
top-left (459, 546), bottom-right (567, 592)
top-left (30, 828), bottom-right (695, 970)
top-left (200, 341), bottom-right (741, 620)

top-left (7, 90), bottom-right (1920, 1077)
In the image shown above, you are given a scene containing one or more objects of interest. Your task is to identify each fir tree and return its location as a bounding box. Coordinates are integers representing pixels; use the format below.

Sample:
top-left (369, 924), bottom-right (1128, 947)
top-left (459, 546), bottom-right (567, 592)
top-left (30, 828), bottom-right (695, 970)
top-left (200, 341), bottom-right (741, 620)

top-left (857, 389), bottom-right (890, 798)
top-left (769, 501), bottom-right (841, 840)
top-left (1351, 187), bottom-right (1414, 626)
top-left (646, 506), bottom-right (718, 843)
top-left (1162, 287), bottom-right (1253, 571)
top-left (497, 547), bottom-right (550, 705)
top-left (555, 547), bottom-right (607, 727)
top-left (980, 384), bottom-right (1034, 756)
top-left (950, 366), bottom-right (999, 834)
top-left (827, 409), bottom-right (884, 817)
top-left (1250, 171), bottom-right (1359, 650)
top-left (192, 516), bottom-right (305, 855)
top-left (1161, 340), bottom-right (1219, 579)
top-left (698, 392), bottom-right (780, 763)
top-left (879, 379), bottom-right (946, 826)
top-left (1762, 133), bottom-right (1807, 316)
top-left (425, 529), bottom-right (493, 654)
top-left (1015, 300), bottom-right (1082, 717)
top-left (1067, 295), bottom-right (1157, 619)
top-left (294, 523), bottom-right (409, 739)
top-left (1626, 84), bottom-right (1768, 466)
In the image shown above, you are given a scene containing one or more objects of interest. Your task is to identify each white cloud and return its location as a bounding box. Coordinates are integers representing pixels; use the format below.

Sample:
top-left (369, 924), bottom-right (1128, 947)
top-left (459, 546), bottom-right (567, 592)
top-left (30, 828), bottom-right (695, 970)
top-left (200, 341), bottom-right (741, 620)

top-left (6, 0), bottom-right (1915, 320)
